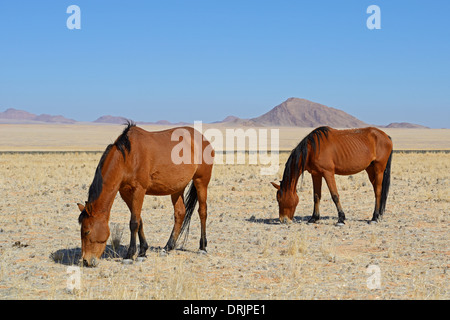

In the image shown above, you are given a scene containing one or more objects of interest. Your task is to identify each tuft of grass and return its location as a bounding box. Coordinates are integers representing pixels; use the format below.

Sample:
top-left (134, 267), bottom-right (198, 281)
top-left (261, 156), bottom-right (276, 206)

top-left (320, 237), bottom-right (337, 263)
top-left (109, 223), bottom-right (124, 257)
top-left (287, 232), bottom-right (308, 257)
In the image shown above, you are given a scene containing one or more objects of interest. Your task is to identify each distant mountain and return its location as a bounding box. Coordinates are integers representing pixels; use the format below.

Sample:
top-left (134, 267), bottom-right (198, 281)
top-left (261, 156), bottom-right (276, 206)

top-left (144, 120), bottom-right (191, 126)
top-left (93, 115), bottom-right (128, 124)
top-left (154, 120), bottom-right (172, 125)
top-left (93, 115), bottom-right (190, 126)
top-left (1, 101), bottom-right (433, 128)
top-left (383, 122), bottom-right (429, 129)
top-left (222, 115), bottom-right (240, 122)
top-left (0, 108), bottom-right (36, 121)
top-left (33, 114), bottom-right (76, 124)
top-left (0, 108), bottom-right (76, 124)
top-left (246, 98), bottom-right (368, 128)
top-left (213, 115), bottom-right (242, 123)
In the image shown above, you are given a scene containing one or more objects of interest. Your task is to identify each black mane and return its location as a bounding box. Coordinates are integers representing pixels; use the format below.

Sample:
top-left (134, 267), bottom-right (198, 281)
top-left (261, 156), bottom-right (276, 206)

top-left (281, 126), bottom-right (330, 190)
top-left (86, 120), bottom-right (136, 204)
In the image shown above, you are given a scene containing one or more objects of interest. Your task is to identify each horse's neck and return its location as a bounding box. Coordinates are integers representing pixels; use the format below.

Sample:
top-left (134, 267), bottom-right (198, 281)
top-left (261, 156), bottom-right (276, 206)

top-left (91, 150), bottom-right (124, 217)
top-left (282, 154), bottom-right (305, 193)
top-left (283, 174), bottom-right (300, 193)
top-left (282, 169), bottom-right (302, 193)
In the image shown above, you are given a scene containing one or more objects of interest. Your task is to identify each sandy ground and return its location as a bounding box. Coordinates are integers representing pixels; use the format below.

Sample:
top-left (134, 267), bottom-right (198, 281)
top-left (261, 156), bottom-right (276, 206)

top-left (0, 151), bottom-right (448, 300)
top-left (0, 124), bottom-right (449, 151)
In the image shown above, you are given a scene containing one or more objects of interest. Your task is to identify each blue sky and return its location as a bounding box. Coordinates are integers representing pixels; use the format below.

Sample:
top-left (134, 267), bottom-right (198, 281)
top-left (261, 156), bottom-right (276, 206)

top-left (0, 1), bottom-right (449, 127)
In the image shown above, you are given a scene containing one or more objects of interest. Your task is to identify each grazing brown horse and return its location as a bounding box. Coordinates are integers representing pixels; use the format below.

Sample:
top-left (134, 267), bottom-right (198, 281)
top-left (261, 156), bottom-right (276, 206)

top-left (271, 126), bottom-right (393, 225)
top-left (77, 121), bottom-right (214, 267)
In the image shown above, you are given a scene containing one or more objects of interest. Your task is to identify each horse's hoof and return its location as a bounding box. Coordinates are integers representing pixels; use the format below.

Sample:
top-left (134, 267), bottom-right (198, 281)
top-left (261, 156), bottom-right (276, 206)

top-left (136, 256), bottom-right (146, 262)
top-left (122, 259), bottom-right (133, 265)
top-left (369, 220), bottom-right (378, 225)
top-left (198, 249), bottom-right (207, 255)
top-left (336, 222), bottom-right (345, 227)
top-left (159, 249), bottom-right (168, 257)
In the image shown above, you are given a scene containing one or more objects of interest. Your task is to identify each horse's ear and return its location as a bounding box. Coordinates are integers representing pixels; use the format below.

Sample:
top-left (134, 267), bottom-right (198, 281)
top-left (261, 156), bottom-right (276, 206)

top-left (85, 201), bottom-right (93, 215)
top-left (270, 182), bottom-right (280, 190)
top-left (77, 203), bottom-right (85, 212)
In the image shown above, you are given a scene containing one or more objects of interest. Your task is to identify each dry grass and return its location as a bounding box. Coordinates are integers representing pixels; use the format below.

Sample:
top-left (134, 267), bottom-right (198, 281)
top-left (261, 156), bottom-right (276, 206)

top-left (0, 151), bottom-right (448, 300)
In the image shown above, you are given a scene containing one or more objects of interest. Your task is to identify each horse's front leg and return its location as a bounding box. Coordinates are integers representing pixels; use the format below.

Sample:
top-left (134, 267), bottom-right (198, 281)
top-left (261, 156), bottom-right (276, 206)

top-left (120, 187), bottom-right (147, 259)
top-left (308, 174), bottom-right (322, 223)
top-left (137, 217), bottom-right (149, 256)
top-left (323, 172), bottom-right (346, 226)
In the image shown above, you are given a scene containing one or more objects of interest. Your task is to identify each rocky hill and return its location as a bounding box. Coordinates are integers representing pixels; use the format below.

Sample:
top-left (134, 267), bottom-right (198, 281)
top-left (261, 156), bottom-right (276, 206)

top-left (93, 115), bottom-right (128, 124)
top-left (0, 108), bottom-right (76, 124)
top-left (1, 99), bottom-right (432, 128)
top-left (246, 98), bottom-right (368, 128)
top-left (383, 122), bottom-right (429, 129)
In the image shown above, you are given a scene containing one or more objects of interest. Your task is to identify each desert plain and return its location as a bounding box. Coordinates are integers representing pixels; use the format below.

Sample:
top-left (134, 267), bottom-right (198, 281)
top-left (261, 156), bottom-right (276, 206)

top-left (0, 124), bottom-right (448, 299)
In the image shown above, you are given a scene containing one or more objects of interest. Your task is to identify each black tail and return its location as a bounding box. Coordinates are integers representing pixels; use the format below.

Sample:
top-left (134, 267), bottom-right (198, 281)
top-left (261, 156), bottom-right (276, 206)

top-left (379, 150), bottom-right (392, 215)
top-left (176, 182), bottom-right (198, 248)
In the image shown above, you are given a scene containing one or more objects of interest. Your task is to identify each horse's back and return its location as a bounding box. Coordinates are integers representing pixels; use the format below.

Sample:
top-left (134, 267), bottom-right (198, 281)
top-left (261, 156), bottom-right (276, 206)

top-left (310, 127), bottom-right (392, 175)
top-left (350, 127), bottom-right (392, 160)
top-left (328, 127), bottom-right (391, 150)
top-left (124, 126), bottom-right (213, 195)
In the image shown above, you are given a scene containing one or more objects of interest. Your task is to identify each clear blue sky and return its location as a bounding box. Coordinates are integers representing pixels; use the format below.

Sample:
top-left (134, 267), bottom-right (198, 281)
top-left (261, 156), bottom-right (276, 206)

top-left (0, 0), bottom-right (449, 127)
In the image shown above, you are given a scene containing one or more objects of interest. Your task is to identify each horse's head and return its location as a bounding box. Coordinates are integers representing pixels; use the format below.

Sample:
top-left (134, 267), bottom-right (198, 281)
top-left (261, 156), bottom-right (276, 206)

top-left (77, 203), bottom-right (110, 267)
top-left (271, 182), bottom-right (299, 223)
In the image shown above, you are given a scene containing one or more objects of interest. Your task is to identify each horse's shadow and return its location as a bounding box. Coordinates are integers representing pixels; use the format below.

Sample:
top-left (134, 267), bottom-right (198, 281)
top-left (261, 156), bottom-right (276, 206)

top-left (50, 244), bottom-right (176, 265)
top-left (246, 215), bottom-right (335, 225)
top-left (50, 247), bottom-right (83, 266)
top-left (50, 245), bottom-right (126, 266)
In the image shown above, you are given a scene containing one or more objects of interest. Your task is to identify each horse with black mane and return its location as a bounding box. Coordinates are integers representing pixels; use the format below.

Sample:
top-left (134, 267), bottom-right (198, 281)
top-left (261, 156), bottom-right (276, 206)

top-left (77, 121), bottom-right (214, 267)
top-left (271, 126), bottom-right (393, 225)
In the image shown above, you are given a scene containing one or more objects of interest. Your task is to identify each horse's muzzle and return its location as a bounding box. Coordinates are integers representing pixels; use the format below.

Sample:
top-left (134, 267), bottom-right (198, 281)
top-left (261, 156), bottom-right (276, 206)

top-left (83, 257), bottom-right (99, 267)
top-left (279, 216), bottom-right (293, 224)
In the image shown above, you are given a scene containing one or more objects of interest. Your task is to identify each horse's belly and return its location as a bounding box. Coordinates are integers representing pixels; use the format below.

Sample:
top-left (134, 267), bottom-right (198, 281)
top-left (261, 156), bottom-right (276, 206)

top-left (145, 165), bottom-right (196, 196)
top-left (146, 184), bottom-right (183, 196)
top-left (334, 158), bottom-right (372, 175)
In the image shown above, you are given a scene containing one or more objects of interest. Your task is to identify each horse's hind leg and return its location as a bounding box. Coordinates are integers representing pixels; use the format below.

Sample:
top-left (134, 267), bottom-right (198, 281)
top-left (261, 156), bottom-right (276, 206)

top-left (366, 163), bottom-right (384, 223)
top-left (323, 172), bottom-right (346, 225)
top-left (164, 190), bottom-right (186, 252)
top-left (194, 178), bottom-right (209, 252)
